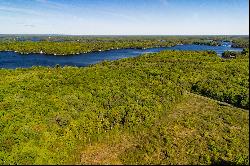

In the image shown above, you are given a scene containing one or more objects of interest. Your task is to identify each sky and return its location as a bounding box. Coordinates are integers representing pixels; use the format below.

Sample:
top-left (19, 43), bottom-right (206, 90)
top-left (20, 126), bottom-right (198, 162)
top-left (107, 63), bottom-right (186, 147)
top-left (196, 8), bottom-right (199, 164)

top-left (0, 0), bottom-right (249, 35)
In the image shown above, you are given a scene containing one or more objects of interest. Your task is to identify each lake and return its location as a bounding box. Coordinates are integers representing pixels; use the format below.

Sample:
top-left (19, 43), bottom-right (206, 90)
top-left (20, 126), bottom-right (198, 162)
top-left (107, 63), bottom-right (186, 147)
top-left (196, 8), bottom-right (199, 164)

top-left (0, 43), bottom-right (243, 69)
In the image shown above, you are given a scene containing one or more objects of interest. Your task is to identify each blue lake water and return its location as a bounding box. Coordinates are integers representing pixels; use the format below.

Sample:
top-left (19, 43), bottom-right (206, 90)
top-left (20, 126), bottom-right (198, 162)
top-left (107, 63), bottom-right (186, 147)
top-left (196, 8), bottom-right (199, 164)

top-left (0, 43), bottom-right (243, 69)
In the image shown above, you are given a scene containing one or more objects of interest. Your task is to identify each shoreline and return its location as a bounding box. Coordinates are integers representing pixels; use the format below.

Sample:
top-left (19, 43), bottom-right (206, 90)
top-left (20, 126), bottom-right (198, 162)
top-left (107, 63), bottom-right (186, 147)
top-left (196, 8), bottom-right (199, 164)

top-left (0, 44), bottom-right (243, 56)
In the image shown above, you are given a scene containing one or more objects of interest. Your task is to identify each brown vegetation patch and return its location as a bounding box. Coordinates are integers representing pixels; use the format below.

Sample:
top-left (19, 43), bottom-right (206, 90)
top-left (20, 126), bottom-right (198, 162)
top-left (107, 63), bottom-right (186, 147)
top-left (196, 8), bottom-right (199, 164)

top-left (80, 135), bottom-right (134, 165)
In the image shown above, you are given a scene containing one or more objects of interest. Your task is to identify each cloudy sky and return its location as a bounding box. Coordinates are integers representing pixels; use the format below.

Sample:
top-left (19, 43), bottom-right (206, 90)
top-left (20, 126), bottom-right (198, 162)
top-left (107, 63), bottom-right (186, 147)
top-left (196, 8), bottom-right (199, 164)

top-left (0, 0), bottom-right (249, 35)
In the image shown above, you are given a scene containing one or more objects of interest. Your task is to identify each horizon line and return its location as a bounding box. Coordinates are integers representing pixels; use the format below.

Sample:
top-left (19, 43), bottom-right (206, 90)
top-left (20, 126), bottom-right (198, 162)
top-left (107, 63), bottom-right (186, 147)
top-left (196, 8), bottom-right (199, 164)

top-left (0, 34), bottom-right (249, 36)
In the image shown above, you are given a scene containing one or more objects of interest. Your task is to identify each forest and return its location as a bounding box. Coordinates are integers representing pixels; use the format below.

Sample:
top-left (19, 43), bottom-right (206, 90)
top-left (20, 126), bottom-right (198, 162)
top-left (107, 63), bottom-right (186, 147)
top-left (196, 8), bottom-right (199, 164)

top-left (0, 49), bottom-right (248, 164)
top-left (0, 35), bottom-right (248, 55)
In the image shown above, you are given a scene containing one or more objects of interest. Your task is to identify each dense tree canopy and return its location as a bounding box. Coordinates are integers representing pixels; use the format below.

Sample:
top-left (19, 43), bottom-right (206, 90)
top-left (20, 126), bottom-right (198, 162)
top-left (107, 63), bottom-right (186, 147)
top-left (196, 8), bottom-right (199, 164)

top-left (0, 50), bottom-right (248, 164)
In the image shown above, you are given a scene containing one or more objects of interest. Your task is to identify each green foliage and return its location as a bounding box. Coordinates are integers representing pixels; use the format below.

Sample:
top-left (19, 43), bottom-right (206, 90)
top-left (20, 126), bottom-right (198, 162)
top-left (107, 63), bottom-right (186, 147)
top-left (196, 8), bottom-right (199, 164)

top-left (222, 51), bottom-right (239, 58)
top-left (0, 40), bottom-right (177, 55)
top-left (120, 94), bottom-right (249, 165)
top-left (190, 57), bottom-right (249, 109)
top-left (222, 49), bottom-right (249, 59)
top-left (193, 40), bottom-right (221, 46)
top-left (0, 35), bottom-right (248, 55)
top-left (241, 48), bottom-right (249, 56)
top-left (0, 50), bottom-right (249, 164)
top-left (232, 38), bottom-right (249, 48)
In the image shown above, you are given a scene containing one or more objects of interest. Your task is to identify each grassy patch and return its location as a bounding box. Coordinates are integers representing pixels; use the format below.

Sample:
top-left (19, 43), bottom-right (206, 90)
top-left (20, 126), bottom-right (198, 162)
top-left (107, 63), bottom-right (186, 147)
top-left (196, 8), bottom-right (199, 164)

top-left (120, 93), bottom-right (249, 165)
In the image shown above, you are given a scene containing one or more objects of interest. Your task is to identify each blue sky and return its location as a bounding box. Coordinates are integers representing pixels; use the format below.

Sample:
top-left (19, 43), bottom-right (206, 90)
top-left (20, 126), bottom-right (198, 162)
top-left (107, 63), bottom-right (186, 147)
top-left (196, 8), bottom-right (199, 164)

top-left (0, 0), bottom-right (249, 35)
